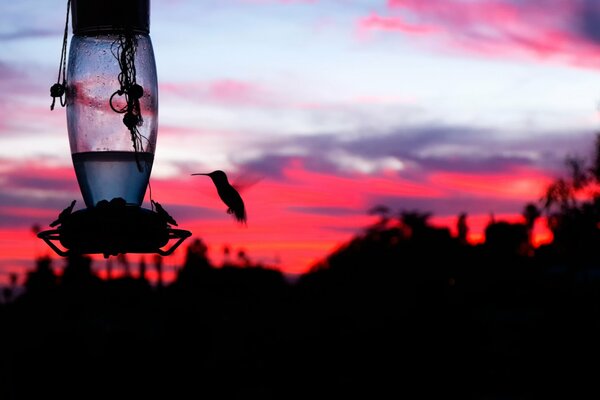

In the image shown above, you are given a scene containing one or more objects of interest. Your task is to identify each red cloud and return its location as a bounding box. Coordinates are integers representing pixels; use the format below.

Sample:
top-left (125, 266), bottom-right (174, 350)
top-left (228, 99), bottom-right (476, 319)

top-left (0, 153), bottom-right (560, 283)
top-left (429, 168), bottom-right (553, 200)
top-left (145, 159), bottom-right (554, 273)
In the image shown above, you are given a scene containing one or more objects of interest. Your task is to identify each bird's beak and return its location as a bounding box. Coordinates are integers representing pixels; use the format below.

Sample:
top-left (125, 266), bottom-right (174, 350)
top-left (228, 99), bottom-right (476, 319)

top-left (191, 173), bottom-right (209, 176)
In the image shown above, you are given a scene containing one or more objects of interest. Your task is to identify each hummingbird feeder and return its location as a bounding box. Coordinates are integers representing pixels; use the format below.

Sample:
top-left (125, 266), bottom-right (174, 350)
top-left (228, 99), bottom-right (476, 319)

top-left (38, 0), bottom-right (191, 258)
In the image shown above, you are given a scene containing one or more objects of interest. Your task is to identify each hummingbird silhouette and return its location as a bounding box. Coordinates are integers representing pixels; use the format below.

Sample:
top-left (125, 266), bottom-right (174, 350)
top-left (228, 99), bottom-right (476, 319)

top-left (192, 170), bottom-right (247, 225)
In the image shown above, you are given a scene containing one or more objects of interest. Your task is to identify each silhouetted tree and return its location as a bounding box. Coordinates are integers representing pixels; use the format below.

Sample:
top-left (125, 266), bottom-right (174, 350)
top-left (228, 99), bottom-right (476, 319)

top-left (153, 254), bottom-right (163, 287)
top-left (541, 133), bottom-right (600, 263)
top-left (237, 249), bottom-right (251, 267)
top-left (117, 253), bottom-right (131, 277)
top-left (175, 237), bottom-right (212, 286)
top-left (522, 203), bottom-right (541, 232)
top-left (592, 132), bottom-right (600, 180)
top-left (105, 257), bottom-right (114, 280)
top-left (23, 256), bottom-right (57, 296)
top-left (222, 244), bottom-right (231, 266)
top-left (3, 272), bottom-right (18, 303)
top-left (543, 158), bottom-right (587, 213)
top-left (485, 220), bottom-right (529, 258)
top-left (522, 202), bottom-right (541, 250)
top-left (367, 204), bottom-right (391, 232)
top-left (456, 212), bottom-right (469, 245)
top-left (61, 254), bottom-right (99, 289)
top-left (399, 210), bottom-right (432, 239)
top-left (183, 237), bottom-right (210, 269)
top-left (138, 256), bottom-right (147, 282)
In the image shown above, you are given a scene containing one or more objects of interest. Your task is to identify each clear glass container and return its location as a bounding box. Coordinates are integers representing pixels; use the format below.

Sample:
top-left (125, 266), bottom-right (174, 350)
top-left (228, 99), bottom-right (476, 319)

top-left (66, 0), bottom-right (157, 208)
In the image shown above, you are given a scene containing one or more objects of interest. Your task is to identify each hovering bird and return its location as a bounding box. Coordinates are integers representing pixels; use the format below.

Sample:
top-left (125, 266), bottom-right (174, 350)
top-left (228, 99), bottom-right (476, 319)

top-left (192, 170), bottom-right (247, 225)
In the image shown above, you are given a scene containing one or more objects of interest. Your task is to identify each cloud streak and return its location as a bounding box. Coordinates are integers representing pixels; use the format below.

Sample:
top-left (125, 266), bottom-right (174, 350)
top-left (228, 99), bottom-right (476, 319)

top-left (160, 79), bottom-right (274, 107)
top-left (237, 122), bottom-right (591, 183)
top-left (358, 0), bottom-right (600, 68)
top-left (0, 28), bottom-right (59, 41)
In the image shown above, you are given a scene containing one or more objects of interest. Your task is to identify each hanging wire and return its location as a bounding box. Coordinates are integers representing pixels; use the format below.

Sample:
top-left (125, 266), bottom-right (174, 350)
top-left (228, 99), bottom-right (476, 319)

top-left (109, 30), bottom-right (149, 172)
top-left (148, 181), bottom-right (154, 211)
top-left (50, 0), bottom-right (71, 110)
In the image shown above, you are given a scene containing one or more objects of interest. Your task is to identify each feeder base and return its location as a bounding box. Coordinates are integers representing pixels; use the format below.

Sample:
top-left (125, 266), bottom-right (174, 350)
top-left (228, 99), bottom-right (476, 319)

top-left (37, 200), bottom-right (191, 258)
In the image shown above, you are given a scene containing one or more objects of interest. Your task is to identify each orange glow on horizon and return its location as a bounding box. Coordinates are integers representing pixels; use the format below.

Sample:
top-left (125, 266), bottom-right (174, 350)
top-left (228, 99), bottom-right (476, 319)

top-left (0, 158), bottom-right (564, 285)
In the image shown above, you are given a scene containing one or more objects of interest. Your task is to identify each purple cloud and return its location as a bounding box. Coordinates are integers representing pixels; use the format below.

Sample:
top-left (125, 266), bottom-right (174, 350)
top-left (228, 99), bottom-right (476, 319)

top-left (238, 123), bottom-right (591, 178)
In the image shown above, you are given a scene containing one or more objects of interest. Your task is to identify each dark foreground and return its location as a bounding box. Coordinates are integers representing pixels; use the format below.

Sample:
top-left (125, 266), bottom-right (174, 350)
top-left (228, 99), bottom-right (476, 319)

top-left (2, 227), bottom-right (600, 400)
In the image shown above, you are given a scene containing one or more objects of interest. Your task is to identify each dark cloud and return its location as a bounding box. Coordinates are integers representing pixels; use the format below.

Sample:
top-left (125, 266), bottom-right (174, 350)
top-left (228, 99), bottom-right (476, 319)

top-left (3, 171), bottom-right (76, 194)
top-left (5, 175), bottom-right (78, 193)
top-left (338, 125), bottom-right (474, 158)
top-left (0, 161), bottom-right (82, 228)
top-left (239, 154), bottom-right (299, 180)
top-left (577, 0), bottom-right (600, 44)
top-left (237, 123), bottom-right (593, 179)
top-left (413, 154), bottom-right (535, 173)
top-left (152, 203), bottom-right (223, 222)
top-left (0, 191), bottom-right (78, 229)
top-left (0, 189), bottom-right (78, 213)
top-left (338, 126), bottom-right (593, 172)
top-left (319, 225), bottom-right (368, 235)
top-left (369, 195), bottom-right (532, 218)
top-left (236, 126), bottom-right (471, 177)
top-left (0, 211), bottom-right (46, 230)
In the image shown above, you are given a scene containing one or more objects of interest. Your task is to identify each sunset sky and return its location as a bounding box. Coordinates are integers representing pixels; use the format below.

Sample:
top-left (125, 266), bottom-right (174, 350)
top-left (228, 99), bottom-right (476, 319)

top-left (1, 0), bottom-right (600, 284)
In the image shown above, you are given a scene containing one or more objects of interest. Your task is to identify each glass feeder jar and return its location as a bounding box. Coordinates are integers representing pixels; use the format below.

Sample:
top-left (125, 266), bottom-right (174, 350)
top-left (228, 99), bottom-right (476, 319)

top-left (66, 0), bottom-right (158, 208)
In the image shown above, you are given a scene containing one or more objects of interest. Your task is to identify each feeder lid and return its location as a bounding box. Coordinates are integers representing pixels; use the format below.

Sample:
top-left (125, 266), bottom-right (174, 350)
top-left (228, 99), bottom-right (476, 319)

top-left (72, 0), bottom-right (150, 35)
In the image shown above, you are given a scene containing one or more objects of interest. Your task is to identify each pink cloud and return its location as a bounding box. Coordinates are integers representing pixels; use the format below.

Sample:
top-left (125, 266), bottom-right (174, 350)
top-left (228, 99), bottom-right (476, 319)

top-left (206, 79), bottom-right (261, 103)
top-left (386, 0), bottom-right (524, 27)
top-left (358, 13), bottom-right (438, 36)
top-left (160, 79), bottom-right (271, 106)
top-left (358, 0), bottom-right (600, 68)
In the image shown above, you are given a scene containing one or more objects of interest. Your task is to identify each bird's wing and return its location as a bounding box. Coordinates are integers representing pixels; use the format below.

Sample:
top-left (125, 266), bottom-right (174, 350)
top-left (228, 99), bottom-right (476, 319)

top-left (229, 171), bottom-right (263, 193)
